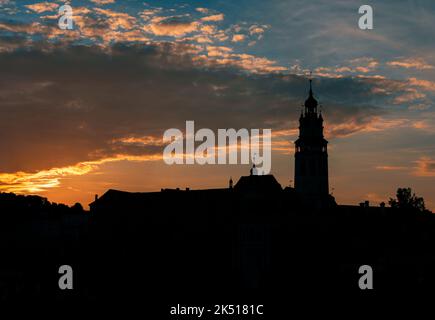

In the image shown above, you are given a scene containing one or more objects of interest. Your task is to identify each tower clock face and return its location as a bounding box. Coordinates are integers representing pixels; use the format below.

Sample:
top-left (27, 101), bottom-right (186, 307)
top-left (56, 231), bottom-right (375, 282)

top-left (0, 0), bottom-right (434, 308)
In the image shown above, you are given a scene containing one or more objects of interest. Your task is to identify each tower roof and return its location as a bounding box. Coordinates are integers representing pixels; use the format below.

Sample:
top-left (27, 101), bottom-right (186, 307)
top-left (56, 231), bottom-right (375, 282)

top-left (304, 79), bottom-right (318, 111)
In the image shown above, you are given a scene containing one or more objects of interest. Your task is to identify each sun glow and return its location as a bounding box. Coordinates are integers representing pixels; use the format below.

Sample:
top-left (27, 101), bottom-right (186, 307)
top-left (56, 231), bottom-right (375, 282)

top-left (0, 154), bottom-right (161, 194)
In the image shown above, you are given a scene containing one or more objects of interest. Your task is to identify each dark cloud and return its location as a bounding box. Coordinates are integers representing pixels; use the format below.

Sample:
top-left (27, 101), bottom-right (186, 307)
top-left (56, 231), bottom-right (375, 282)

top-left (0, 43), bottom-right (394, 173)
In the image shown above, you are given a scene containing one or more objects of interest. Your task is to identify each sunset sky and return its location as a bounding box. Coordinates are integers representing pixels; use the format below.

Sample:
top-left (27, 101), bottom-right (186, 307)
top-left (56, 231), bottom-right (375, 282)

top-left (0, 0), bottom-right (434, 209)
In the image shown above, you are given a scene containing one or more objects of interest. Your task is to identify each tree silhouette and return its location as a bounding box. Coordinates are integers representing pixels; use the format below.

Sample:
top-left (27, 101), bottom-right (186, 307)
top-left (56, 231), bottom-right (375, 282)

top-left (71, 202), bottom-right (84, 213)
top-left (389, 187), bottom-right (426, 212)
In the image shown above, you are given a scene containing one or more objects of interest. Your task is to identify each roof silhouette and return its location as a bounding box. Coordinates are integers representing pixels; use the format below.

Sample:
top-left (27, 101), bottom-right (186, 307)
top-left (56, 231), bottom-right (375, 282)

top-left (233, 174), bottom-right (282, 194)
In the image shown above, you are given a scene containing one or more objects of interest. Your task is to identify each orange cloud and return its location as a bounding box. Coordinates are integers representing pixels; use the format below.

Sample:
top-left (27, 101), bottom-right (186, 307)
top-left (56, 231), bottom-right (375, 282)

top-left (0, 21), bottom-right (43, 34)
top-left (140, 9), bottom-right (162, 20)
top-left (112, 136), bottom-right (165, 146)
top-left (315, 58), bottom-right (379, 78)
top-left (214, 54), bottom-right (287, 73)
top-left (326, 117), bottom-right (410, 138)
top-left (199, 24), bottom-right (217, 34)
top-left (412, 120), bottom-right (430, 130)
top-left (272, 128), bottom-right (299, 138)
top-left (249, 25), bottom-right (265, 35)
top-left (206, 45), bottom-right (233, 57)
top-left (196, 8), bottom-right (209, 14)
top-left (145, 17), bottom-right (200, 36)
top-left (393, 88), bottom-right (426, 104)
top-left (314, 69), bottom-right (344, 78)
top-left (7, 4), bottom-right (282, 76)
top-left (0, 129), bottom-right (298, 194)
top-left (94, 8), bottom-right (137, 30)
top-left (335, 66), bottom-right (352, 73)
top-left (387, 58), bottom-right (434, 70)
top-left (408, 77), bottom-right (435, 92)
top-left (203, 46), bottom-right (286, 73)
top-left (25, 2), bottom-right (59, 13)
top-left (90, 0), bottom-right (115, 4)
top-left (349, 57), bottom-right (379, 72)
top-left (232, 34), bottom-right (245, 42)
top-left (414, 157), bottom-right (435, 177)
top-left (201, 14), bottom-right (224, 22)
top-left (3, 6), bottom-right (147, 46)
top-left (375, 166), bottom-right (407, 171)
top-left (0, 154), bottom-right (162, 194)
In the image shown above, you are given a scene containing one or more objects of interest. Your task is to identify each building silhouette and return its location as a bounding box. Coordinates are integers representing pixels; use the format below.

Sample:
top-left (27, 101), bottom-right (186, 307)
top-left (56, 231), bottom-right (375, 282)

top-left (90, 79), bottom-right (335, 210)
top-left (294, 79), bottom-right (329, 207)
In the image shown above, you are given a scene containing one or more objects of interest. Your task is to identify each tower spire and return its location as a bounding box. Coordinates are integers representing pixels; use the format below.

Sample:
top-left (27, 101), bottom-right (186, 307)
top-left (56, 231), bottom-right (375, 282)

top-left (294, 73), bottom-right (329, 200)
top-left (304, 75), bottom-right (318, 113)
top-left (309, 71), bottom-right (313, 97)
top-left (309, 79), bottom-right (313, 98)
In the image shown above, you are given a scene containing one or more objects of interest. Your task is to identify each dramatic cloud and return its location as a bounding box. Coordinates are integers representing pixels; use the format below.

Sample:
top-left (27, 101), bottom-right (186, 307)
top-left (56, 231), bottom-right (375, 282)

top-left (0, 154), bottom-right (161, 193)
top-left (1, 1), bottom-right (434, 209)
top-left (0, 3), bottom-right (277, 73)
top-left (0, 43), bottom-right (395, 190)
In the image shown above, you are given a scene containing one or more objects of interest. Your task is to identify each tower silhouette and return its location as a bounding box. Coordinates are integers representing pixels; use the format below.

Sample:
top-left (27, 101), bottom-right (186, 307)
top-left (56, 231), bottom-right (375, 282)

top-left (294, 78), bottom-right (329, 197)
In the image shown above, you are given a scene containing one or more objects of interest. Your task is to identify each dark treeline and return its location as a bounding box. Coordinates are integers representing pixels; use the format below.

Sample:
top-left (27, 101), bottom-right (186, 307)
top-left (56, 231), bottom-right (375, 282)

top-left (0, 192), bottom-right (88, 300)
top-left (0, 192), bottom-right (85, 216)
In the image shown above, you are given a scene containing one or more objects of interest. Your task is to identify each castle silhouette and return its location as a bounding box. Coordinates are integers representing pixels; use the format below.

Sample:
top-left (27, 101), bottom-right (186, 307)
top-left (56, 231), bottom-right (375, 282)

top-left (2, 80), bottom-right (435, 303)
top-left (90, 79), bottom-right (336, 212)
top-left (82, 80), bottom-right (434, 297)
